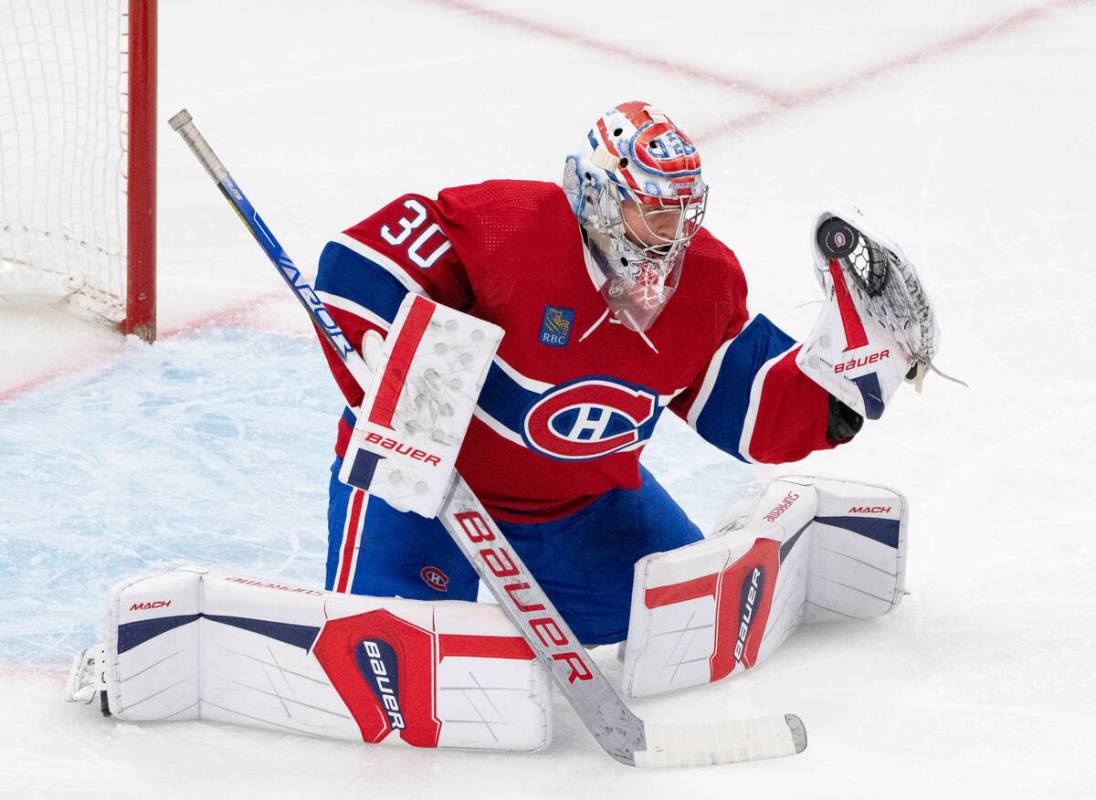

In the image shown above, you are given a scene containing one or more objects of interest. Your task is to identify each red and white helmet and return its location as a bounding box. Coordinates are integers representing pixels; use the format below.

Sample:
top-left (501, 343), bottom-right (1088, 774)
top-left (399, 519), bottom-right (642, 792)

top-left (563, 101), bottom-right (708, 332)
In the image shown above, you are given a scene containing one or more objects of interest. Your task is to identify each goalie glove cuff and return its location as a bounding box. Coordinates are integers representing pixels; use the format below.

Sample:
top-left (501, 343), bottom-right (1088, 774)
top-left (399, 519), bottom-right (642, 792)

top-left (826, 395), bottom-right (863, 444)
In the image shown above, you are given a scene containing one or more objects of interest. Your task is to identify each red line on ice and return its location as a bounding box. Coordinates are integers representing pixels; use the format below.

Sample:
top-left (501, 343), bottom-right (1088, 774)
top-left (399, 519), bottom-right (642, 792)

top-left (417, 0), bottom-right (1082, 142)
top-left (0, 292), bottom-right (282, 404)
top-left (696, 0), bottom-right (1087, 140)
top-left (414, 0), bottom-right (795, 108)
top-left (157, 291), bottom-right (286, 340)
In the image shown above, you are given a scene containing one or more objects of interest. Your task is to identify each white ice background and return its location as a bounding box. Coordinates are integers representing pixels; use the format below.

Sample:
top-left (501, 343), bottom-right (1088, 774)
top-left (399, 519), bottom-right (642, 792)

top-left (2, 1), bottom-right (1095, 797)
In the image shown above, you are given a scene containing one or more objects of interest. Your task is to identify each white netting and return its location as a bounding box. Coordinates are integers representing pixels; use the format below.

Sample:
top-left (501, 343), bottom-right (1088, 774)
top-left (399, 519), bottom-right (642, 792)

top-left (0, 0), bottom-right (128, 323)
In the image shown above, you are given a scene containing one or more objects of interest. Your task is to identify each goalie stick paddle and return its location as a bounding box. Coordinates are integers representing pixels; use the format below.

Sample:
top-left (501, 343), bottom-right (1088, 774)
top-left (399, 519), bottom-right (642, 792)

top-left (168, 108), bottom-right (807, 768)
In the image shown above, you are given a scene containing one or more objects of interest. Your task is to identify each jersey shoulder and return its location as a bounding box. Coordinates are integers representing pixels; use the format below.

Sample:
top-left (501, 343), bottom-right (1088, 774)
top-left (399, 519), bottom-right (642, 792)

top-left (679, 227), bottom-right (750, 337)
top-left (434, 180), bottom-right (582, 283)
top-left (686, 228), bottom-right (747, 293)
top-left (437, 179), bottom-right (569, 218)
top-left (340, 180), bottom-right (568, 240)
top-left (435, 180), bottom-right (574, 250)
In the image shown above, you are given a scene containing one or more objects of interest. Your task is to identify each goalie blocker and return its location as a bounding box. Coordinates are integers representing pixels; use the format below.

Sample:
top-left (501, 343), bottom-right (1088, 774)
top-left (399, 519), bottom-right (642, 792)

top-left (623, 476), bottom-right (907, 698)
top-left (67, 568), bottom-right (552, 752)
top-left (339, 292), bottom-right (503, 518)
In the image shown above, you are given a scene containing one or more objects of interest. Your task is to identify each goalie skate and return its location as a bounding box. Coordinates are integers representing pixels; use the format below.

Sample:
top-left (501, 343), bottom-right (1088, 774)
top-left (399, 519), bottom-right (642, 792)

top-left (65, 644), bottom-right (108, 712)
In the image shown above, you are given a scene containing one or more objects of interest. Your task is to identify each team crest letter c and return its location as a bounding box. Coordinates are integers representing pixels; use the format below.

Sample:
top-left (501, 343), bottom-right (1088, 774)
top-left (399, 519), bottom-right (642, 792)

top-left (521, 378), bottom-right (659, 460)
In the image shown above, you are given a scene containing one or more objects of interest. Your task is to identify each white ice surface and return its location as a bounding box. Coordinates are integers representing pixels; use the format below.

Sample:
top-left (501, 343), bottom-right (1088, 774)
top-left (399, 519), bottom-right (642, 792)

top-left (2, 1), bottom-right (1096, 797)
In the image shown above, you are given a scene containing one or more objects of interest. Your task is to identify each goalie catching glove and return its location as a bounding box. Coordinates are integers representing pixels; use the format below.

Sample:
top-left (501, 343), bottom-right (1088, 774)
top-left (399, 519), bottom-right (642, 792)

top-left (798, 208), bottom-right (943, 420)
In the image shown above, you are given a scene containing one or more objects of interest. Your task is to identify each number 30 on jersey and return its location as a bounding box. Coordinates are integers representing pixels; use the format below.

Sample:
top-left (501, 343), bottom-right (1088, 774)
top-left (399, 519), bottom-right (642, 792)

top-left (379, 199), bottom-right (452, 269)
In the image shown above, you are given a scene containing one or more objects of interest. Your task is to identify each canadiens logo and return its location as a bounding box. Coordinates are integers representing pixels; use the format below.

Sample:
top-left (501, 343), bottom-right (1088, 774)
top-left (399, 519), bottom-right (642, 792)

top-left (630, 122), bottom-right (700, 180)
top-left (420, 566), bottom-right (449, 592)
top-left (521, 377), bottom-right (659, 460)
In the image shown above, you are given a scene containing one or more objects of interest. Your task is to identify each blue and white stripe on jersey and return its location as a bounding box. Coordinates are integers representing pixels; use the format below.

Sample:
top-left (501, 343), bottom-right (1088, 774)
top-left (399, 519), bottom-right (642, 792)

top-left (314, 234), bottom-right (423, 330)
top-left (684, 314), bottom-right (797, 463)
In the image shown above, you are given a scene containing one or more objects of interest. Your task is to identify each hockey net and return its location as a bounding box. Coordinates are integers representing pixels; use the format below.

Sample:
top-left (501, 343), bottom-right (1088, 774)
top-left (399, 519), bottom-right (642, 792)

top-left (0, 0), bottom-right (156, 341)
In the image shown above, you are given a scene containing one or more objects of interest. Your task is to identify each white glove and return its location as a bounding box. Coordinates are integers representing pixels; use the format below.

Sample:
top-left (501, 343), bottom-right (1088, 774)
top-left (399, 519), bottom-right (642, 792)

top-left (362, 329), bottom-right (385, 373)
top-left (796, 208), bottom-right (941, 419)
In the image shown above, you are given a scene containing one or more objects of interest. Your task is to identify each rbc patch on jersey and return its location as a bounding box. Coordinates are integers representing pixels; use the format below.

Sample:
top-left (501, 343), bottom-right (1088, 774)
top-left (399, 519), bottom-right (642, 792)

top-left (539, 305), bottom-right (574, 347)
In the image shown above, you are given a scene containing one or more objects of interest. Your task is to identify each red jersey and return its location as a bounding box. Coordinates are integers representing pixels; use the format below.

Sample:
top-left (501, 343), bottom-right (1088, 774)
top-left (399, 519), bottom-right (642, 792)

top-left (315, 180), bottom-right (834, 522)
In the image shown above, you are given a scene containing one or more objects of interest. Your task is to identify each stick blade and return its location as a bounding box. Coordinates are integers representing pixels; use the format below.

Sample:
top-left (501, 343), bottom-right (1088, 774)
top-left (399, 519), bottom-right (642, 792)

top-left (633, 714), bottom-right (807, 768)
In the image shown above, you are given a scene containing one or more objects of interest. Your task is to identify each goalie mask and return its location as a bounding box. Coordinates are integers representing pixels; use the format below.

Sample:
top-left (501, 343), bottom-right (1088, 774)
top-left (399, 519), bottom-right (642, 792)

top-left (563, 102), bottom-right (708, 333)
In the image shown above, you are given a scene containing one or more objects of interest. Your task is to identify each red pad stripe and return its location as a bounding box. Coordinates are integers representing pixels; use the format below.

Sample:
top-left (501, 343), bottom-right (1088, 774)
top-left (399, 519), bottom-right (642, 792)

top-left (827, 259), bottom-right (869, 351)
top-left (336, 489), bottom-right (365, 594)
top-left (645, 574), bottom-right (717, 608)
top-left (437, 634), bottom-right (534, 662)
top-left (368, 295), bottom-right (434, 429)
top-left (709, 539), bottom-right (780, 679)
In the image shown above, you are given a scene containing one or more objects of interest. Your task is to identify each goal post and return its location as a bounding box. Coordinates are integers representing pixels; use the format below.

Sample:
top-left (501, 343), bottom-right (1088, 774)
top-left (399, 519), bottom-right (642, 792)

top-left (0, 0), bottom-right (158, 342)
top-left (125, 0), bottom-right (157, 342)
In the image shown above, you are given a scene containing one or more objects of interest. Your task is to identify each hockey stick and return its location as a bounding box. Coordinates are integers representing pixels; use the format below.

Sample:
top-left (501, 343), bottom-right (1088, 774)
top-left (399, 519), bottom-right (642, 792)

top-left (168, 109), bottom-right (806, 768)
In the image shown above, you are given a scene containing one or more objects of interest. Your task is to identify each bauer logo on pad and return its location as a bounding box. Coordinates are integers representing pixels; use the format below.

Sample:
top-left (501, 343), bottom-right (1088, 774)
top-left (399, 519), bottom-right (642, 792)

top-left (539, 305), bottom-right (574, 347)
top-left (356, 639), bottom-right (405, 732)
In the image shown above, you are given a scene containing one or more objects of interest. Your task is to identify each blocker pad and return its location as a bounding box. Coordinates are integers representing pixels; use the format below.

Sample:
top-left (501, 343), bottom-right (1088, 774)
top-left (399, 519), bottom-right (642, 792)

top-left (340, 293), bottom-right (503, 517)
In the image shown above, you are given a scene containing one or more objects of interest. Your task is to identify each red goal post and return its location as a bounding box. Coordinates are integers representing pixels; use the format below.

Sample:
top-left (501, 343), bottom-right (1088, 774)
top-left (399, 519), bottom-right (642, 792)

top-left (126, 0), bottom-right (157, 342)
top-left (0, 0), bottom-right (157, 342)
